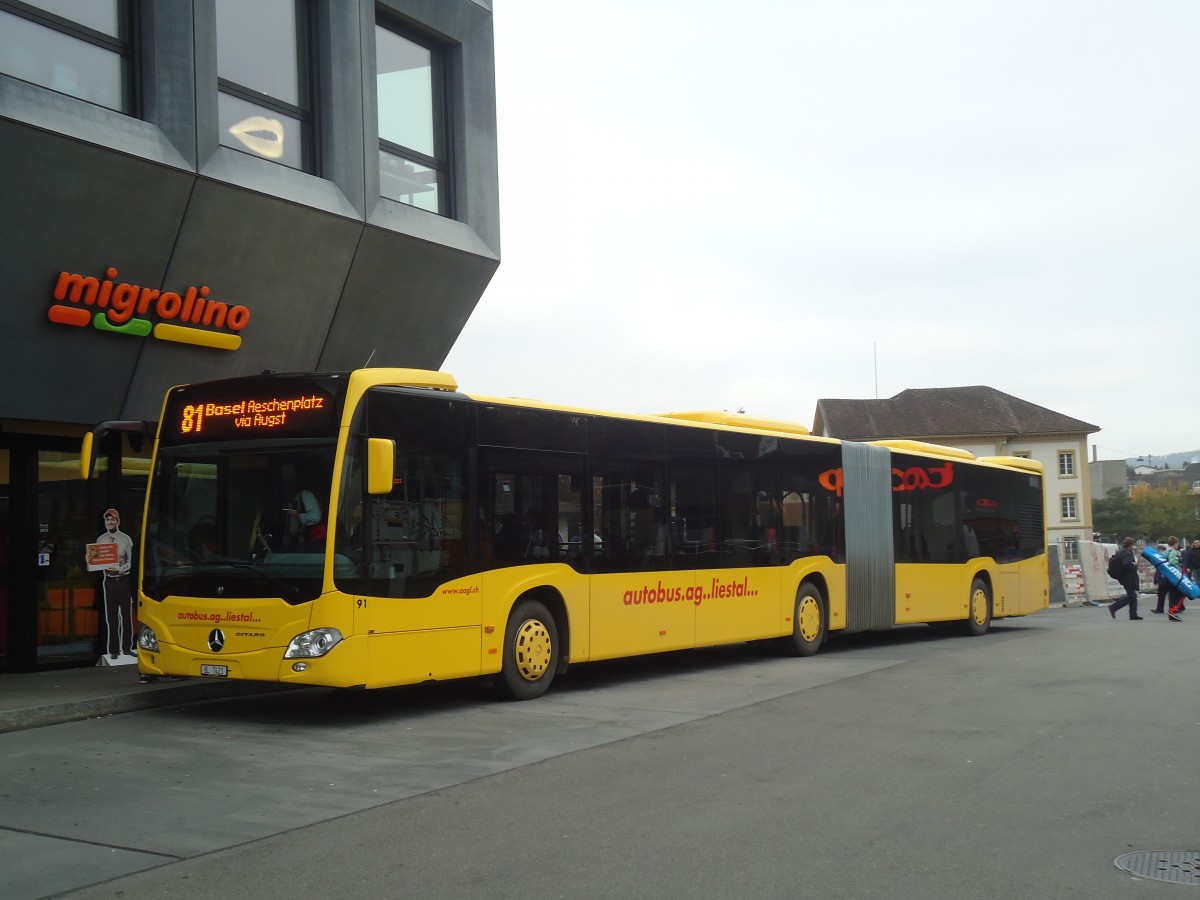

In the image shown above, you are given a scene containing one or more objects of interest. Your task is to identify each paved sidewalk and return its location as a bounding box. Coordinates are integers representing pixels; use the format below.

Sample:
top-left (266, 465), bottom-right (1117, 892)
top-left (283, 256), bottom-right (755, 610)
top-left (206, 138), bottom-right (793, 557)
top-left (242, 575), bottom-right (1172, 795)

top-left (0, 600), bottom-right (1094, 735)
top-left (0, 664), bottom-right (287, 734)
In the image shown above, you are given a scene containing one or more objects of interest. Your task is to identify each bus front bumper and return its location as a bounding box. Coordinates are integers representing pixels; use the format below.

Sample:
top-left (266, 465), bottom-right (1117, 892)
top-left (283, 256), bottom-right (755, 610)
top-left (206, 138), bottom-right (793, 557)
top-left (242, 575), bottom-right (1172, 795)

top-left (137, 635), bottom-right (366, 688)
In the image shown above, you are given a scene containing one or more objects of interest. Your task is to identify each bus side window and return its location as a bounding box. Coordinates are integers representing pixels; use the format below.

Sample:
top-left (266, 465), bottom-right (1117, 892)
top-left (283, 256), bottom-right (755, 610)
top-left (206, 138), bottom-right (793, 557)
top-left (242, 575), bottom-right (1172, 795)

top-left (894, 499), bottom-right (917, 563)
top-left (494, 510), bottom-right (529, 561)
top-left (669, 468), bottom-right (717, 569)
top-left (780, 490), bottom-right (811, 560)
top-left (717, 466), bottom-right (755, 567)
top-left (482, 457), bottom-right (583, 571)
top-left (629, 484), bottom-right (667, 568)
top-left (588, 473), bottom-right (664, 572)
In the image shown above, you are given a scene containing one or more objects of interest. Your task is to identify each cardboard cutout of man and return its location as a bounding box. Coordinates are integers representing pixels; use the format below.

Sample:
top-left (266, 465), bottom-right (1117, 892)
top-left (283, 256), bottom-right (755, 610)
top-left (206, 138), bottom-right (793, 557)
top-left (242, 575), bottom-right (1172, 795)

top-left (96, 508), bottom-right (135, 661)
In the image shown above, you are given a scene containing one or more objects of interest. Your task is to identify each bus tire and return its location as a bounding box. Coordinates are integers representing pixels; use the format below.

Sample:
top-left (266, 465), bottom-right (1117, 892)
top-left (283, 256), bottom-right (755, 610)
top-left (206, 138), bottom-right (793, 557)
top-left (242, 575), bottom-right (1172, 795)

top-left (497, 598), bottom-right (559, 700)
top-left (787, 582), bottom-right (826, 657)
top-left (962, 577), bottom-right (991, 636)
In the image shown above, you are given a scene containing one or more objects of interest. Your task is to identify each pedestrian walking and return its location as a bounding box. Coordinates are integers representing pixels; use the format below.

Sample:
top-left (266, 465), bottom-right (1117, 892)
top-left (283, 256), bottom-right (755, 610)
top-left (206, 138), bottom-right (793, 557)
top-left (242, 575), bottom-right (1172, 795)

top-left (1177, 538), bottom-right (1200, 615)
top-left (1183, 539), bottom-right (1200, 577)
top-left (1166, 566), bottom-right (1188, 624)
top-left (1109, 537), bottom-right (1143, 620)
top-left (1152, 537), bottom-right (1182, 614)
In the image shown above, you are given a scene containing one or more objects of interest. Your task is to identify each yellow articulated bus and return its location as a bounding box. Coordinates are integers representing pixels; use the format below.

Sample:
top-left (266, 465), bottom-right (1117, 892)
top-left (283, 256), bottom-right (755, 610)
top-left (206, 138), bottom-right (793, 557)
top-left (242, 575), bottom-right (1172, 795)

top-left (87, 368), bottom-right (1048, 700)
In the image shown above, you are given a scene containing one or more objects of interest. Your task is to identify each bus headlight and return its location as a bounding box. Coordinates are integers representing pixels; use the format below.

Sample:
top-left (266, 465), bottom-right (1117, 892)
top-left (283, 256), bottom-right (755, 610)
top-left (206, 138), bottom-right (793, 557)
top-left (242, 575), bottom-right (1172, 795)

top-left (138, 624), bottom-right (160, 652)
top-left (284, 627), bottom-right (343, 658)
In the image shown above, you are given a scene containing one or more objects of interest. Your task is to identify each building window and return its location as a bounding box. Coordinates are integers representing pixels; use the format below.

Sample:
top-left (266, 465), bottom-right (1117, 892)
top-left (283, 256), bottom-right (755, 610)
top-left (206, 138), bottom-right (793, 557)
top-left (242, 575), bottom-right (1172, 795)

top-left (376, 20), bottom-right (448, 214)
top-left (1061, 494), bottom-right (1078, 521)
top-left (215, 0), bottom-right (313, 171)
top-left (1062, 537), bottom-right (1080, 561)
top-left (0, 0), bottom-right (133, 113)
top-left (1058, 451), bottom-right (1075, 477)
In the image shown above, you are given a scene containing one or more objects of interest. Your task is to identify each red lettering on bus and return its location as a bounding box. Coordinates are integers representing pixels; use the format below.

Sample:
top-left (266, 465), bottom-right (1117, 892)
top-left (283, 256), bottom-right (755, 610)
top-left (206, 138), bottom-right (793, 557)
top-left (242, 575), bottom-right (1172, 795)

top-left (819, 462), bottom-right (956, 497)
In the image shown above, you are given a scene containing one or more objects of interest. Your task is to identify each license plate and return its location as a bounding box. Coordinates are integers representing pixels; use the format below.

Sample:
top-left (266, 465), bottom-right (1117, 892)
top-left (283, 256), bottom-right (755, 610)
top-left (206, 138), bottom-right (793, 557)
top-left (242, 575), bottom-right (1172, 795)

top-left (200, 664), bottom-right (229, 677)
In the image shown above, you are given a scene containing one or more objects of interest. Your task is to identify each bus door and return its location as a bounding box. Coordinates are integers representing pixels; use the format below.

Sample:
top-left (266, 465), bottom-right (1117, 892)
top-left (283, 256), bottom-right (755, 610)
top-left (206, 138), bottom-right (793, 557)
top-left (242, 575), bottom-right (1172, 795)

top-left (587, 467), bottom-right (696, 658)
top-left (478, 447), bottom-right (589, 646)
top-left (698, 436), bottom-right (782, 644)
top-left (342, 392), bottom-right (480, 687)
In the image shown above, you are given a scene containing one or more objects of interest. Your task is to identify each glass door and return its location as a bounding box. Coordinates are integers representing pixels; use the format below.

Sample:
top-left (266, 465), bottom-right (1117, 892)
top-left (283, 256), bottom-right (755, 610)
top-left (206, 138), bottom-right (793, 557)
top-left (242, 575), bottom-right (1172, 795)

top-left (0, 431), bottom-right (150, 671)
top-left (0, 449), bottom-right (9, 668)
top-left (37, 447), bottom-right (98, 663)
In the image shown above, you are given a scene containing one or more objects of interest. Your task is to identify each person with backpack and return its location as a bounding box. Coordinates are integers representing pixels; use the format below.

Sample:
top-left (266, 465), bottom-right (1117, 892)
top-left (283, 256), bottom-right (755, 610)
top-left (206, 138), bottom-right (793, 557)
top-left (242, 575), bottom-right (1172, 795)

top-left (1109, 537), bottom-right (1144, 620)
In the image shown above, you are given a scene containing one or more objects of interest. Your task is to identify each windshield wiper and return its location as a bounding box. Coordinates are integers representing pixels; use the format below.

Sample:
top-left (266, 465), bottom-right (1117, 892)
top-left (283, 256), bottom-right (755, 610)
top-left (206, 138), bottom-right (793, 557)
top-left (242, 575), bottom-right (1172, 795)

top-left (145, 572), bottom-right (195, 597)
top-left (231, 564), bottom-right (300, 600)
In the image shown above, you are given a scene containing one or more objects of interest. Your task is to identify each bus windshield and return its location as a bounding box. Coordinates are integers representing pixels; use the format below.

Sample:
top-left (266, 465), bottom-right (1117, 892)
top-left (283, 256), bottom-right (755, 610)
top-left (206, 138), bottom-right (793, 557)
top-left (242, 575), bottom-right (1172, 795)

top-left (143, 439), bottom-right (340, 603)
top-left (141, 372), bottom-right (351, 603)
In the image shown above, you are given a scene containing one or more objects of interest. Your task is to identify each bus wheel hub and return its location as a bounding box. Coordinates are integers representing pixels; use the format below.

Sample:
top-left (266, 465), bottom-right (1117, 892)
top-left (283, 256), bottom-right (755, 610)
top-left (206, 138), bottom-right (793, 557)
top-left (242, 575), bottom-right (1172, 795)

top-left (798, 597), bottom-right (821, 641)
top-left (515, 619), bottom-right (551, 681)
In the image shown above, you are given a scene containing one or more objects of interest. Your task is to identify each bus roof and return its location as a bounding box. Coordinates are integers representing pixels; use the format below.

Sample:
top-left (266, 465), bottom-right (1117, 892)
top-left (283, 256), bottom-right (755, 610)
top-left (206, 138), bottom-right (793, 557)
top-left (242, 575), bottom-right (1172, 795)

top-left (334, 369), bottom-right (1040, 469)
top-left (657, 410), bottom-right (810, 435)
top-left (871, 439), bottom-right (975, 460)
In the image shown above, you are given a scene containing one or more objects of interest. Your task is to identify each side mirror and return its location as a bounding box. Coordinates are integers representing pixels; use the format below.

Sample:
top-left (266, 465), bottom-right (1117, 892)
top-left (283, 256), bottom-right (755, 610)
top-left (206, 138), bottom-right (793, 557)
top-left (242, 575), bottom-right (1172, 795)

top-left (366, 438), bottom-right (395, 495)
top-left (79, 420), bottom-right (154, 479)
top-left (80, 431), bottom-right (95, 480)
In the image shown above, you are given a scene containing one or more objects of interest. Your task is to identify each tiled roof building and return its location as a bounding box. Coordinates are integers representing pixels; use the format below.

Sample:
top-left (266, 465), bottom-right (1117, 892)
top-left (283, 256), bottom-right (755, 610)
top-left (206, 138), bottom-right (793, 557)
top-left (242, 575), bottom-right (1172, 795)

top-left (814, 387), bottom-right (1098, 444)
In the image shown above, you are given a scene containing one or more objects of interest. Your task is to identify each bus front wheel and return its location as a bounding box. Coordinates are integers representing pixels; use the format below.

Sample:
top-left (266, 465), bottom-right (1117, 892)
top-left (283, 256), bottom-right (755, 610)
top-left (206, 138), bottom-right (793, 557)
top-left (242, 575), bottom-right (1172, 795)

top-left (787, 583), bottom-right (826, 657)
top-left (497, 599), bottom-right (559, 700)
top-left (963, 577), bottom-right (991, 636)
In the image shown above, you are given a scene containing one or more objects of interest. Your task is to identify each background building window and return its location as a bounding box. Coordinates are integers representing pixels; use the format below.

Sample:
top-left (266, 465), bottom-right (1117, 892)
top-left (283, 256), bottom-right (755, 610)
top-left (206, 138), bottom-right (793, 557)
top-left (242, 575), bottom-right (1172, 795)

top-left (1058, 451), bottom-right (1075, 477)
top-left (0, 0), bottom-right (132, 113)
top-left (215, 0), bottom-right (313, 171)
top-left (1061, 495), bottom-right (1078, 520)
top-left (1062, 537), bottom-right (1080, 561)
top-left (376, 21), bottom-right (448, 214)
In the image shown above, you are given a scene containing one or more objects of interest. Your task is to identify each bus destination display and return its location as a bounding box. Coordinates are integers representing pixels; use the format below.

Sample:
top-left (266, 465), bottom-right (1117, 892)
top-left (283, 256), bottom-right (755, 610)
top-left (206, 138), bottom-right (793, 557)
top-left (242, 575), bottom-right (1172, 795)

top-left (162, 382), bottom-right (339, 443)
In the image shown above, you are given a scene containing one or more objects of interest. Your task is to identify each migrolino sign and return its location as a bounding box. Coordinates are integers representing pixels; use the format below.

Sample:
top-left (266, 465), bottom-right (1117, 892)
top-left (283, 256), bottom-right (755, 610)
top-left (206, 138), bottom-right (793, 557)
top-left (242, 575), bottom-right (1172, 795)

top-left (48, 267), bottom-right (250, 351)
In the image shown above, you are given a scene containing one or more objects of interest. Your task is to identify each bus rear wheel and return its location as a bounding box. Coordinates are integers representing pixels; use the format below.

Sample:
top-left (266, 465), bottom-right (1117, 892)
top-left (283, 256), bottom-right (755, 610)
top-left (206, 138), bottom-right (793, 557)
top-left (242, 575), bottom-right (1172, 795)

top-left (786, 582), bottom-right (826, 657)
top-left (497, 599), bottom-right (559, 700)
top-left (962, 577), bottom-right (991, 636)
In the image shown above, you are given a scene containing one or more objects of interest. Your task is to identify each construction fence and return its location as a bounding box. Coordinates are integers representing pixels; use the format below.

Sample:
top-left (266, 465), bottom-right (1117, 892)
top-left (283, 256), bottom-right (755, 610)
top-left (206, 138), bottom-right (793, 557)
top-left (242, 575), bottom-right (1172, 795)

top-left (1049, 541), bottom-right (1158, 606)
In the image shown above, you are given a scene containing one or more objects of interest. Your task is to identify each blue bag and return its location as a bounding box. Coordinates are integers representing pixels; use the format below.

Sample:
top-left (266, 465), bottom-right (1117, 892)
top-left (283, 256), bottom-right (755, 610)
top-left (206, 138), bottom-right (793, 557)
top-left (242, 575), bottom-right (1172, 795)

top-left (1141, 546), bottom-right (1200, 600)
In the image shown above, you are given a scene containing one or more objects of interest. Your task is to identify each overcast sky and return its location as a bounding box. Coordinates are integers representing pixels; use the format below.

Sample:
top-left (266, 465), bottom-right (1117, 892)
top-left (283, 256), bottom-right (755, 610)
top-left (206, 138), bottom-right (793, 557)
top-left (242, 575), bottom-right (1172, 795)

top-left (443, 1), bottom-right (1200, 464)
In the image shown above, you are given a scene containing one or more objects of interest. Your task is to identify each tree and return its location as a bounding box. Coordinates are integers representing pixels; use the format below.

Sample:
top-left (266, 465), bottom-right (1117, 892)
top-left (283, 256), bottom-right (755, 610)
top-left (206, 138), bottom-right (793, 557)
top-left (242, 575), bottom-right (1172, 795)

top-left (1131, 483), bottom-right (1198, 542)
top-left (1092, 486), bottom-right (1138, 542)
